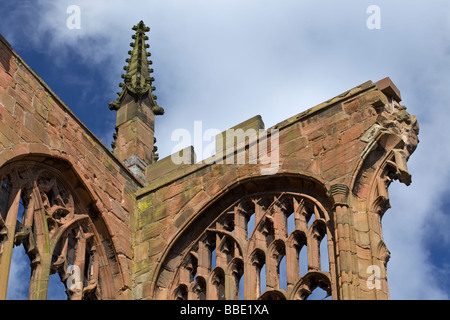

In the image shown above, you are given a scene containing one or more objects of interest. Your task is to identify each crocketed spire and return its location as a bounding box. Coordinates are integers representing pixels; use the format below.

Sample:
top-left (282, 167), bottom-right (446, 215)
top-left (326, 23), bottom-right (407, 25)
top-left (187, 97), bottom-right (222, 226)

top-left (109, 20), bottom-right (164, 115)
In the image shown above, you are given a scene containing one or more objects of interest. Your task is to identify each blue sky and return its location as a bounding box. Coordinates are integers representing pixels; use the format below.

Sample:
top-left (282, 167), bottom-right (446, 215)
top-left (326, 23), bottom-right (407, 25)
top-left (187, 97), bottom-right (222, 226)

top-left (0, 0), bottom-right (449, 300)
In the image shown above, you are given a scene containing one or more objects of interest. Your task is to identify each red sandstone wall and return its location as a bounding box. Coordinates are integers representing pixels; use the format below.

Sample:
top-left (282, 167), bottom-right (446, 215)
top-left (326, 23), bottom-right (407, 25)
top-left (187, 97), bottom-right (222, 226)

top-left (135, 77), bottom-right (418, 300)
top-left (0, 33), bottom-right (419, 300)
top-left (0, 37), bottom-right (138, 299)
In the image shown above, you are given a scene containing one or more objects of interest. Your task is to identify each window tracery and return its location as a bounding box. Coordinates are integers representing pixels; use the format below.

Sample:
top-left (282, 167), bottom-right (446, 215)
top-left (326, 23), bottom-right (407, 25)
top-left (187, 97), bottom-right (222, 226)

top-left (168, 191), bottom-right (335, 300)
top-left (0, 161), bottom-right (115, 300)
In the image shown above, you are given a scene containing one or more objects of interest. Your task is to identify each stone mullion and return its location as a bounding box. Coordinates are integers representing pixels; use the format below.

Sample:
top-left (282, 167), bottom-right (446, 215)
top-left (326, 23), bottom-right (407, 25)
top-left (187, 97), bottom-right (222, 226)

top-left (266, 249), bottom-right (277, 291)
top-left (307, 224), bottom-right (321, 271)
top-left (253, 199), bottom-right (264, 228)
top-left (28, 253), bottom-right (52, 300)
top-left (267, 202), bottom-right (285, 291)
top-left (28, 180), bottom-right (52, 300)
top-left (215, 223), bottom-right (226, 269)
top-left (245, 255), bottom-right (260, 300)
top-left (224, 270), bottom-right (233, 300)
top-left (273, 202), bottom-right (287, 240)
top-left (197, 239), bottom-right (210, 278)
top-left (0, 187), bottom-right (22, 300)
top-left (70, 227), bottom-right (87, 300)
top-left (227, 261), bottom-right (242, 300)
top-left (329, 184), bottom-right (357, 300)
top-left (243, 258), bottom-right (251, 300)
top-left (234, 205), bottom-right (246, 242)
top-left (293, 198), bottom-right (308, 232)
top-left (286, 239), bottom-right (300, 290)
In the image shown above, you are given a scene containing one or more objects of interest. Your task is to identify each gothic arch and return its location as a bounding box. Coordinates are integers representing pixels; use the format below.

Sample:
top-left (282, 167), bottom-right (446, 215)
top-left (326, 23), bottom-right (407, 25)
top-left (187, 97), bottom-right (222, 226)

top-left (289, 271), bottom-right (332, 300)
top-left (152, 174), bottom-right (337, 300)
top-left (208, 267), bottom-right (225, 300)
top-left (347, 113), bottom-right (418, 299)
top-left (227, 257), bottom-right (244, 299)
top-left (351, 128), bottom-right (411, 215)
top-left (0, 157), bottom-right (122, 299)
top-left (259, 289), bottom-right (286, 300)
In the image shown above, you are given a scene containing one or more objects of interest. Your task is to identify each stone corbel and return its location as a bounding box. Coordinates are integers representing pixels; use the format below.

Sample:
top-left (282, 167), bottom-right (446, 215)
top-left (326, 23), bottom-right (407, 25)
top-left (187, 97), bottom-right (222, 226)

top-left (328, 184), bottom-right (350, 209)
top-left (387, 149), bottom-right (411, 186)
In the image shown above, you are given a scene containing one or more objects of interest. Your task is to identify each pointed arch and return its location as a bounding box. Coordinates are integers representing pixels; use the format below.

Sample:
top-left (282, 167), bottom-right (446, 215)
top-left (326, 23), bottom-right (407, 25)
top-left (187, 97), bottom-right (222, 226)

top-left (153, 174), bottom-right (336, 300)
top-left (0, 158), bottom-right (123, 300)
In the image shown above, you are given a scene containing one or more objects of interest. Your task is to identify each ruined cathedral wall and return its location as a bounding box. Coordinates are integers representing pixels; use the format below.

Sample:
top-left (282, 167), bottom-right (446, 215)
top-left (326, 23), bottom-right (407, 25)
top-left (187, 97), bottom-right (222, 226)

top-left (0, 37), bottom-right (138, 298)
top-left (134, 77), bottom-right (418, 300)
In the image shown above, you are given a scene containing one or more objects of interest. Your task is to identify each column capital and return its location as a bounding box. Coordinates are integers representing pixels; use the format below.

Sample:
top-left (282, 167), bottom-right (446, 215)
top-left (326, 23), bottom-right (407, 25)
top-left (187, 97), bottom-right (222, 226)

top-left (328, 184), bottom-right (350, 208)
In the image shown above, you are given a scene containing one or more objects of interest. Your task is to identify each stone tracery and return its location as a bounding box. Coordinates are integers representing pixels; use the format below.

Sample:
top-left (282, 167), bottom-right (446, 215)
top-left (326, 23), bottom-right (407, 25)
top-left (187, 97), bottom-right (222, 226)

top-left (167, 191), bottom-right (335, 300)
top-left (0, 161), bottom-right (115, 300)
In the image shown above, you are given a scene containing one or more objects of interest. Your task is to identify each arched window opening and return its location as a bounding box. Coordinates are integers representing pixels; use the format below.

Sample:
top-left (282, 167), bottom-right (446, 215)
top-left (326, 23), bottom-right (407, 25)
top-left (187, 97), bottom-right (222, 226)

top-left (47, 272), bottom-right (67, 300)
top-left (229, 258), bottom-right (244, 300)
top-left (0, 175), bottom-right (12, 223)
top-left (246, 213), bottom-right (255, 240)
top-left (164, 187), bottom-right (334, 301)
top-left (201, 234), bottom-right (216, 273)
top-left (299, 246), bottom-right (308, 277)
top-left (174, 284), bottom-right (188, 300)
top-left (279, 255), bottom-right (287, 290)
top-left (287, 212), bottom-right (295, 236)
top-left (259, 290), bottom-right (286, 300)
top-left (191, 277), bottom-right (206, 300)
top-left (309, 220), bottom-right (327, 271)
top-left (211, 248), bottom-right (217, 270)
top-left (222, 215), bottom-right (234, 233)
top-left (6, 244), bottom-right (30, 300)
top-left (260, 264), bottom-right (267, 295)
top-left (268, 240), bottom-right (286, 291)
top-left (186, 253), bottom-right (198, 282)
top-left (293, 272), bottom-right (332, 300)
top-left (262, 217), bottom-right (275, 247)
top-left (210, 268), bottom-right (225, 300)
top-left (320, 233), bottom-right (329, 273)
top-left (218, 236), bottom-right (234, 266)
top-left (0, 160), bottom-right (119, 300)
top-left (306, 207), bottom-right (315, 229)
top-left (250, 249), bottom-right (266, 298)
top-left (238, 274), bottom-right (244, 300)
top-left (307, 286), bottom-right (332, 300)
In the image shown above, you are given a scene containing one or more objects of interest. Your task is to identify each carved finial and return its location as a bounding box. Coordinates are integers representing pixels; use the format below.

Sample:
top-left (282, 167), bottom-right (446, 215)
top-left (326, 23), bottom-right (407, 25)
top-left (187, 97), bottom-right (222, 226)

top-left (109, 20), bottom-right (164, 115)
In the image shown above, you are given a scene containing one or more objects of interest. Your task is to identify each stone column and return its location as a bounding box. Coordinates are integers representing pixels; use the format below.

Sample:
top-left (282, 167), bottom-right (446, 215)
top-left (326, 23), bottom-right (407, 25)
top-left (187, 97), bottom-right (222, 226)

top-left (197, 239), bottom-right (210, 278)
top-left (329, 184), bottom-right (357, 300)
top-left (286, 237), bottom-right (300, 290)
top-left (0, 188), bottom-right (21, 299)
